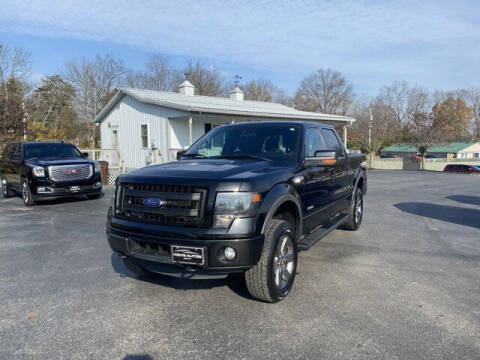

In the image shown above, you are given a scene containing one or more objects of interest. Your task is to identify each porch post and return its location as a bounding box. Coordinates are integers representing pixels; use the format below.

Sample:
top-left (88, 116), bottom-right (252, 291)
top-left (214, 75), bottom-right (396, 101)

top-left (343, 124), bottom-right (348, 149)
top-left (189, 115), bottom-right (193, 145)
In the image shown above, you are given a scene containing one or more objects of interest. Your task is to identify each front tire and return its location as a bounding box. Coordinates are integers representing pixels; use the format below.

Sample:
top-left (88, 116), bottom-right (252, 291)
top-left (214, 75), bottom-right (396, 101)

top-left (1, 177), bottom-right (15, 198)
top-left (22, 180), bottom-right (35, 206)
top-left (245, 219), bottom-right (297, 303)
top-left (342, 187), bottom-right (363, 231)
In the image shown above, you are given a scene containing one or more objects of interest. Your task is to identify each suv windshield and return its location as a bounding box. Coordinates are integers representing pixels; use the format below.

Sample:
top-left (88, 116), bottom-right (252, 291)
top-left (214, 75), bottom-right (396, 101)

top-left (24, 143), bottom-right (82, 159)
top-left (184, 124), bottom-right (301, 163)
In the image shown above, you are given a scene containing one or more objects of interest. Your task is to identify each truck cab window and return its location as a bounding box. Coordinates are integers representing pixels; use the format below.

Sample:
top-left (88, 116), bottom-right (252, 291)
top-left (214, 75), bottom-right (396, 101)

top-left (305, 128), bottom-right (325, 157)
top-left (320, 128), bottom-right (343, 154)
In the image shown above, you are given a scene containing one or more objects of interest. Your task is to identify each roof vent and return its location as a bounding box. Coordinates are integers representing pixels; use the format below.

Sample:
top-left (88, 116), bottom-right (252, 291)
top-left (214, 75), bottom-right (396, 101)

top-left (178, 80), bottom-right (195, 96)
top-left (229, 86), bottom-right (244, 101)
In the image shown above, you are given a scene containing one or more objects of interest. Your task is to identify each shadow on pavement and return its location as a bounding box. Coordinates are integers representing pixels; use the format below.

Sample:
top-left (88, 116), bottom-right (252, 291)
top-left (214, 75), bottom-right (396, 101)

top-left (446, 195), bottom-right (480, 207)
top-left (123, 355), bottom-right (154, 360)
top-left (111, 253), bottom-right (252, 300)
top-left (394, 202), bottom-right (480, 229)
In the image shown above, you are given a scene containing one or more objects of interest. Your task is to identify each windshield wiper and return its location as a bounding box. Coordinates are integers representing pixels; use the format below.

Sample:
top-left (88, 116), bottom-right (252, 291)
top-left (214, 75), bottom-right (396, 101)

top-left (214, 154), bottom-right (271, 161)
top-left (181, 153), bottom-right (208, 159)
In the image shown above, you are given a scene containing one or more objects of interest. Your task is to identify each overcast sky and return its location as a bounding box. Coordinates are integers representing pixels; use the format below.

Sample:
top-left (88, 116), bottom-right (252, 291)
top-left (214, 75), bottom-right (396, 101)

top-left (0, 0), bottom-right (479, 95)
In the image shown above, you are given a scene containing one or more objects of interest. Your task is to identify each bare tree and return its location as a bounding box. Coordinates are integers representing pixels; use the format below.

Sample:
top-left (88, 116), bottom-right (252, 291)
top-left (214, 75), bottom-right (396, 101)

top-left (294, 68), bottom-right (353, 115)
top-left (125, 54), bottom-right (181, 91)
top-left (0, 44), bottom-right (31, 152)
top-left (186, 61), bottom-right (222, 96)
top-left (242, 78), bottom-right (290, 104)
top-left (64, 54), bottom-right (125, 147)
top-left (464, 87), bottom-right (480, 140)
top-left (350, 97), bottom-right (401, 163)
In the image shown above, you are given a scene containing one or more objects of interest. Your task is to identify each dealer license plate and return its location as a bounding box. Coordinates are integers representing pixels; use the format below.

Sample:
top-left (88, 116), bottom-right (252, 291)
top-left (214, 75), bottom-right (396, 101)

top-left (70, 186), bottom-right (81, 193)
top-left (171, 245), bottom-right (206, 265)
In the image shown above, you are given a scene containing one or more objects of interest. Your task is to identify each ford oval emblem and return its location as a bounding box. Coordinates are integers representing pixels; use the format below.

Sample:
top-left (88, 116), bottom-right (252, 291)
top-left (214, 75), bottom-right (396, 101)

top-left (143, 197), bottom-right (164, 208)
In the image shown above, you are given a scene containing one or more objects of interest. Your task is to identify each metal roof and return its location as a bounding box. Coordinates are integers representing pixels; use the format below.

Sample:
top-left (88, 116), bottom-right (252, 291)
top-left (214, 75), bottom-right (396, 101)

top-left (382, 142), bottom-right (477, 153)
top-left (94, 88), bottom-right (355, 124)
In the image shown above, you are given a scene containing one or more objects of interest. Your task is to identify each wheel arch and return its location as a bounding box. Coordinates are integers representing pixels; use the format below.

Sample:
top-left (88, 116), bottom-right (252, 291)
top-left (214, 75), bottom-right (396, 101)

top-left (259, 184), bottom-right (303, 240)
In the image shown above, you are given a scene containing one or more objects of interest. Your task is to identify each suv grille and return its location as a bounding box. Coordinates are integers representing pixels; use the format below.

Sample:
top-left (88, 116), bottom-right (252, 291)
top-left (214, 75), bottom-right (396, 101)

top-left (48, 164), bottom-right (93, 182)
top-left (119, 183), bottom-right (207, 226)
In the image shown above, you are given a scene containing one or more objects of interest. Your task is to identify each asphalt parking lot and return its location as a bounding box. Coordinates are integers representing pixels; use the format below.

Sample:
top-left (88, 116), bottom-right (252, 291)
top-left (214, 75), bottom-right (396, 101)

top-left (1, 170), bottom-right (479, 359)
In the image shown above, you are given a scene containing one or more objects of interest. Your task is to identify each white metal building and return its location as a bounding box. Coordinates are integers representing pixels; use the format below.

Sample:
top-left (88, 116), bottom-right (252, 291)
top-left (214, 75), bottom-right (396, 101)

top-left (93, 81), bottom-right (355, 171)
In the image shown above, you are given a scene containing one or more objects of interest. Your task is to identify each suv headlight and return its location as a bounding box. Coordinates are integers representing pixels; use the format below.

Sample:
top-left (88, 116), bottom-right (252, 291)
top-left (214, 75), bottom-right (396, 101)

top-left (214, 192), bottom-right (261, 228)
top-left (94, 161), bottom-right (100, 173)
top-left (32, 166), bottom-right (45, 177)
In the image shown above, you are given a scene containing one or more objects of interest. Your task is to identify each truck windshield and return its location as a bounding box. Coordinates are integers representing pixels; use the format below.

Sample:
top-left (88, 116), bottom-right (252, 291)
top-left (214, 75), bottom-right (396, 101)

top-left (24, 143), bottom-right (82, 159)
top-left (184, 124), bottom-right (301, 163)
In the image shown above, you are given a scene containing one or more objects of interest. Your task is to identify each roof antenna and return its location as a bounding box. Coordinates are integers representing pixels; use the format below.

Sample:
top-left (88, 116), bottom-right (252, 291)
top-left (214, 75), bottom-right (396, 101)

top-left (233, 74), bottom-right (242, 87)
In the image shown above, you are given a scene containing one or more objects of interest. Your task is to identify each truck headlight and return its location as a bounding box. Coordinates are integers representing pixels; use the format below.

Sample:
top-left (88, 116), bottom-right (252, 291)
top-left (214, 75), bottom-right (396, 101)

top-left (94, 161), bottom-right (100, 173)
top-left (32, 166), bottom-right (45, 177)
top-left (214, 192), bottom-right (261, 228)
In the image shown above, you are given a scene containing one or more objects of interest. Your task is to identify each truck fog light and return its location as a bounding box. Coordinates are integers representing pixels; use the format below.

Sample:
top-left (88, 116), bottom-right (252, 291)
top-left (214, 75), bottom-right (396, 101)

top-left (37, 187), bottom-right (52, 194)
top-left (93, 182), bottom-right (102, 189)
top-left (224, 247), bottom-right (236, 260)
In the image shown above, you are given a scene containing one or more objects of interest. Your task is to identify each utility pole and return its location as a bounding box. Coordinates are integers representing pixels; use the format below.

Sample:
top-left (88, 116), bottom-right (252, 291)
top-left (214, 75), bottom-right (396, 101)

top-left (22, 100), bottom-right (27, 141)
top-left (368, 107), bottom-right (373, 167)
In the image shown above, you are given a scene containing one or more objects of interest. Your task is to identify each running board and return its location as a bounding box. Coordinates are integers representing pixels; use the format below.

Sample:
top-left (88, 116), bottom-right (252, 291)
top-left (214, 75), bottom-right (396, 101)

top-left (297, 214), bottom-right (349, 251)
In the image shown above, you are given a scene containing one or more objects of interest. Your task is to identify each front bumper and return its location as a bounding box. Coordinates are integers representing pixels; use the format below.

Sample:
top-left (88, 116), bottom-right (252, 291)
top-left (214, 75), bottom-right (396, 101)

top-left (31, 174), bottom-right (102, 199)
top-left (107, 215), bottom-right (264, 279)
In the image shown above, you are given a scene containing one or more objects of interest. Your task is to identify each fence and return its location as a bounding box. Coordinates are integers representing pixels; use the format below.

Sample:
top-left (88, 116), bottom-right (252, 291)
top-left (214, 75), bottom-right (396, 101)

top-left (80, 149), bottom-right (126, 185)
top-left (369, 157), bottom-right (480, 171)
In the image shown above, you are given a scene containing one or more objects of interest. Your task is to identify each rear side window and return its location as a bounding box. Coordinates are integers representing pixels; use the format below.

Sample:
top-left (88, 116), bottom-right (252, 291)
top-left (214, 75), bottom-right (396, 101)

top-left (320, 128), bottom-right (344, 154)
top-left (304, 128), bottom-right (326, 157)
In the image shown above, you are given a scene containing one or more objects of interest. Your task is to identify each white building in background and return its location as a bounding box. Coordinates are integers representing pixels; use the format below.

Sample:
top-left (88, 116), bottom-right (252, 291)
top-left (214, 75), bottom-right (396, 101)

top-left (93, 81), bottom-right (355, 170)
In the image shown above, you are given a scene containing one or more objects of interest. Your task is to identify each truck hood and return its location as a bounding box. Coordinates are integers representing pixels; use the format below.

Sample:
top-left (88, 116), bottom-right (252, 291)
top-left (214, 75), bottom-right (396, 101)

top-left (120, 159), bottom-right (295, 191)
top-left (26, 157), bottom-right (94, 167)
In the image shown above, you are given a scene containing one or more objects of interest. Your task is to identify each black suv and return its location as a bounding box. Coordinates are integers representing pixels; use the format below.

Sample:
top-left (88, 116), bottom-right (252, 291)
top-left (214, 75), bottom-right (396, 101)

top-left (1, 141), bottom-right (102, 206)
top-left (107, 122), bottom-right (367, 302)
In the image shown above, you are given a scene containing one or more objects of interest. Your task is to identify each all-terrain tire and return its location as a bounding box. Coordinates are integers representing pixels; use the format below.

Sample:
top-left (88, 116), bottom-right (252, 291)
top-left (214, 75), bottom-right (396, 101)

top-left (21, 179), bottom-right (36, 206)
top-left (1, 177), bottom-right (15, 198)
top-left (342, 187), bottom-right (363, 231)
top-left (245, 219), bottom-right (297, 303)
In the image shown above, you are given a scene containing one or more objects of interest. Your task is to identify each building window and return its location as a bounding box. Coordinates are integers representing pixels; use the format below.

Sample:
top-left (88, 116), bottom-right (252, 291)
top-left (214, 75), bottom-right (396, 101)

top-left (141, 124), bottom-right (148, 148)
top-left (205, 123), bottom-right (212, 133)
top-left (475, 152), bottom-right (479, 159)
top-left (460, 152), bottom-right (466, 158)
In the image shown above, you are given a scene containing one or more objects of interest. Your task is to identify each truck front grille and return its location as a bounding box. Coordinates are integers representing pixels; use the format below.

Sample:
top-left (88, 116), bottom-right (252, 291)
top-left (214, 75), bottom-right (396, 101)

top-left (48, 164), bottom-right (93, 182)
top-left (118, 183), bottom-right (207, 226)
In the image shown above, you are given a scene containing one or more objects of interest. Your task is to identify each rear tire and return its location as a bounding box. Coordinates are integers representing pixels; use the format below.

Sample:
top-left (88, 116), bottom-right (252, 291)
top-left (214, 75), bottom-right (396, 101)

top-left (1, 177), bottom-right (15, 198)
top-left (245, 219), bottom-right (297, 303)
top-left (122, 256), bottom-right (150, 277)
top-left (21, 180), bottom-right (35, 206)
top-left (342, 187), bottom-right (363, 231)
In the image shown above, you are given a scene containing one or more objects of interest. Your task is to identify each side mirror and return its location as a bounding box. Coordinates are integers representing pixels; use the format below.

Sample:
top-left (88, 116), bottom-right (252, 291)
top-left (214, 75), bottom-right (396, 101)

top-left (82, 152), bottom-right (89, 158)
top-left (305, 150), bottom-right (338, 167)
top-left (176, 150), bottom-right (185, 160)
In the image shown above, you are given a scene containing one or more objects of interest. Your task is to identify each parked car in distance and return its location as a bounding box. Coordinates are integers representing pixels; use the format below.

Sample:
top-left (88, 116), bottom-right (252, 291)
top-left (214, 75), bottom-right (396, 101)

top-left (107, 121), bottom-right (367, 302)
top-left (1, 141), bottom-right (103, 206)
top-left (444, 164), bottom-right (480, 174)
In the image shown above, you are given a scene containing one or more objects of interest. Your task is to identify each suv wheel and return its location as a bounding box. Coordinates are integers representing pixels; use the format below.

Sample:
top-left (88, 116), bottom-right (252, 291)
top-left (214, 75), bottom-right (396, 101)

top-left (22, 180), bottom-right (35, 206)
top-left (122, 256), bottom-right (150, 277)
top-left (245, 219), bottom-right (297, 303)
top-left (1, 177), bottom-right (14, 198)
top-left (342, 187), bottom-right (363, 231)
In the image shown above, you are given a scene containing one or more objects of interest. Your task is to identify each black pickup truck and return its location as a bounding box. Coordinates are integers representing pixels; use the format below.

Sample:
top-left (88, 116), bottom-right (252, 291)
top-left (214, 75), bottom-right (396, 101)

top-left (1, 141), bottom-right (102, 206)
top-left (107, 121), bottom-right (367, 302)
